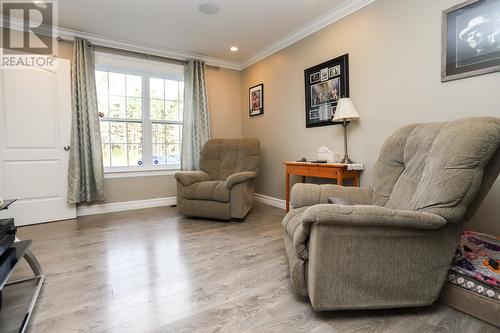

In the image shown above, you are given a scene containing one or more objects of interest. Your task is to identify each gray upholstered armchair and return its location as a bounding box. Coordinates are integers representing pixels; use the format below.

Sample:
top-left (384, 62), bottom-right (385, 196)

top-left (283, 117), bottom-right (500, 311)
top-left (175, 139), bottom-right (260, 220)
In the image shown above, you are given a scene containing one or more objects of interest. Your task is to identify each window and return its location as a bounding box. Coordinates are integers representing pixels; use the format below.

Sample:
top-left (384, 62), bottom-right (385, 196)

top-left (95, 54), bottom-right (183, 173)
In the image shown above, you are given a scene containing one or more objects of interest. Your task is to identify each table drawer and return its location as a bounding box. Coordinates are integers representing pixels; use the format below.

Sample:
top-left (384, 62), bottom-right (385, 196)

top-left (286, 165), bottom-right (339, 178)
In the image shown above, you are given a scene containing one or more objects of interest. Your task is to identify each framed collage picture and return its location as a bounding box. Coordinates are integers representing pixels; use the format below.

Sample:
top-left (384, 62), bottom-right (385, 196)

top-left (304, 54), bottom-right (349, 128)
top-left (249, 84), bottom-right (264, 116)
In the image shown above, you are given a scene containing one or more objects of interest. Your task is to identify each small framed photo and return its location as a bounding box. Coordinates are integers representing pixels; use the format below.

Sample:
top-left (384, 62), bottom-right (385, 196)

top-left (320, 68), bottom-right (329, 81)
top-left (309, 109), bottom-right (319, 120)
top-left (442, 0), bottom-right (500, 82)
top-left (249, 84), bottom-right (264, 117)
top-left (304, 54), bottom-right (349, 128)
top-left (329, 65), bottom-right (340, 77)
top-left (310, 72), bottom-right (320, 84)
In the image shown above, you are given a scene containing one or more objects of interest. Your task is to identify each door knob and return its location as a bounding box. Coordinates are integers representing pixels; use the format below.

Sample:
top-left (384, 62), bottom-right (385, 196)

top-left (63, 145), bottom-right (71, 151)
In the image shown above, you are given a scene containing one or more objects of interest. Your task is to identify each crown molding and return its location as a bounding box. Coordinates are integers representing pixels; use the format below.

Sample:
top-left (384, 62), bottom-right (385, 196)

top-left (2, 0), bottom-right (375, 71)
top-left (0, 16), bottom-right (241, 70)
top-left (240, 0), bottom-right (376, 69)
top-left (55, 27), bottom-right (243, 70)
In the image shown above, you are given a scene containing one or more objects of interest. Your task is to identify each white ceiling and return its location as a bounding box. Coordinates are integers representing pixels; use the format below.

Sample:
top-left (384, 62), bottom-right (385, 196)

top-left (58, 0), bottom-right (372, 69)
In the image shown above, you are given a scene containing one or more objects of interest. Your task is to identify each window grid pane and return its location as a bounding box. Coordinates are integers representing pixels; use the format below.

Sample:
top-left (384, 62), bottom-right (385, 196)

top-left (150, 99), bottom-right (165, 121)
top-left (127, 122), bottom-right (143, 144)
top-left (102, 143), bottom-right (111, 167)
top-left (96, 71), bottom-right (108, 95)
top-left (97, 94), bottom-right (109, 118)
top-left (152, 123), bottom-right (166, 144)
top-left (127, 97), bottom-right (142, 120)
top-left (111, 144), bottom-right (127, 167)
top-left (109, 72), bottom-right (125, 96)
top-left (165, 80), bottom-right (178, 100)
top-left (167, 143), bottom-right (180, 166)
top-left (150, 78), bottom-right (164, 99)
top-left (128, 144), bottom-right (143, 167)
top-left (165, 100), bottom-right (179, 121)
top-left (126, 74), bottom-right (142, 98)
top-left (152, 143), bottom-right (166, 166)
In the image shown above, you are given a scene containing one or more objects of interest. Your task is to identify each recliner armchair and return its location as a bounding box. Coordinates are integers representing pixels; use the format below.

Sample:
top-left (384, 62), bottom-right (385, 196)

top-left (283, 117), bottom-right (500, 311)
top-left (175, 139), bottom-right (260, 220)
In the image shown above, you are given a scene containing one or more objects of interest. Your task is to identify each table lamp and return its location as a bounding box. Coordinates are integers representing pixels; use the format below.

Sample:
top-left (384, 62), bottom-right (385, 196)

top-left (332, 98), bottom-right (360, 164)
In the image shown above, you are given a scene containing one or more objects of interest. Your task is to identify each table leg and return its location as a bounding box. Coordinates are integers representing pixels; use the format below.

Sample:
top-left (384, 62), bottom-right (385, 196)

top-left (353, 172), bottom-right (360, 187)
top-left (286, 172), bottom-right (290, 212)
top-left (10, 237), bottom-right (45, 333)
top-left (337, 169), bottom-right (344, 186)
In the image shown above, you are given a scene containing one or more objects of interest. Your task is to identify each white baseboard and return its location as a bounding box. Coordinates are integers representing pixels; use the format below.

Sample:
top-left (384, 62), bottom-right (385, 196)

top-left (254, 193), bottom-right (286, 210)
top-left (77, 197), bottom-right (177, 217)
top-left (76, 194), bottom-right (284, 217)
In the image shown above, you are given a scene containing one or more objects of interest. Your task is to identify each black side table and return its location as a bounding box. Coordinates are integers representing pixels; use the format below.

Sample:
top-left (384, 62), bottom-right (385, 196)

top-left (0, 199), bottom-right (45, 333)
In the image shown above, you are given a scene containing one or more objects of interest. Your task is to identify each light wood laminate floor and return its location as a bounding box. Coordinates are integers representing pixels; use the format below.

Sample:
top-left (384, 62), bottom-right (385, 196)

top-left (4, 203), bottom-right (499, 332)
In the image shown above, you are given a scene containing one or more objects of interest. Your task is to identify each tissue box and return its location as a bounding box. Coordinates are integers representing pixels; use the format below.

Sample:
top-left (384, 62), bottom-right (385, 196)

top-left (317, 146), bottom-right (334, 162)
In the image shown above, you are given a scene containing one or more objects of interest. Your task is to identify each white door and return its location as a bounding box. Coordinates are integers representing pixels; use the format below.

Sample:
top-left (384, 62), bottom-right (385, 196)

top-left (0, 59), bottom-right (76, 226)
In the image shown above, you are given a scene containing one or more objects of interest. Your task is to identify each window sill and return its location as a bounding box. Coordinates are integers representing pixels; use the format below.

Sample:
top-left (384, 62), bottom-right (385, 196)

top-left (104, 167), bottom-right (179, 179)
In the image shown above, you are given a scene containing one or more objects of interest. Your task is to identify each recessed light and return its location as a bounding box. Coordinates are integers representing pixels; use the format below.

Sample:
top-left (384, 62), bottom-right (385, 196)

top-left (198, 3), bottom-right (220, 15)
top-left (230, 46), bottom-right (238, 52)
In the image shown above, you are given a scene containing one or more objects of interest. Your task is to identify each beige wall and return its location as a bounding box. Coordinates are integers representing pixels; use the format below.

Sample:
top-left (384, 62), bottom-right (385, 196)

top-left (58, 40), bottom-right (73, 60)
top-left (58, 41), bottom-right (242, 204)
top-left (240, 0), bottom-right (500, 234)
top-left (206, 68), bottom-right (242, 139)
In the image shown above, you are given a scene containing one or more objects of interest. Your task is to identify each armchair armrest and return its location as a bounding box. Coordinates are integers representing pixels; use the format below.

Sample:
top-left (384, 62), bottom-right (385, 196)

top-left (290, 203), bottom-right (447, 260)
top-left (291, 183), bottom-right (373, 209)
top-left (175, 171), bottom-right (210, 186)
top-left (225, 171), bottom-right (257, 189)
top-left (303, 204), bottom-right (447, 230)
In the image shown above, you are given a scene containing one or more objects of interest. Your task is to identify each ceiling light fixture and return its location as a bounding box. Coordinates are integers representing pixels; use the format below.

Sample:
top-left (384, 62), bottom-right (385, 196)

top-left (198, 3), bottom-right (220, 15)
top-left (230, 46), bottom-right (238, 52)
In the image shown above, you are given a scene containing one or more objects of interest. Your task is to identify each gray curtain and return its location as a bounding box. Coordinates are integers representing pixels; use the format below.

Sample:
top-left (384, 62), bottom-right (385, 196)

top-left (67, 37), bottom-right (105, 203)
top-left (181, 60), bottom-right (211, 171)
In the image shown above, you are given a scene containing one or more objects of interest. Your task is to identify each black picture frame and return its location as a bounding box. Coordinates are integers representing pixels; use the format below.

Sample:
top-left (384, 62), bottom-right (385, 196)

top-left (304, 54), bottom-right (349, 128)
top-left (249, 83), bottom-right (264, 117)
top-left (442, 0), bottom-right (500, 82)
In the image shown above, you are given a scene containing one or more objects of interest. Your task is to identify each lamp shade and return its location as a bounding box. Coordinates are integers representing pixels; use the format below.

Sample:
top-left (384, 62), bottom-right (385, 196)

top-left (332, 98), bottom-right (360, 122)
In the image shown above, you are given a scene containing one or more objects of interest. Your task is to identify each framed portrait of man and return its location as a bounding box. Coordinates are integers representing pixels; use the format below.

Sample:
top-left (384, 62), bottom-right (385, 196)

top-left (304, 54), bottom-right (349, 128)
top-left (442, 0), bottom-right (500, 82)
top-left (249, 84), bottom-right (264, 117)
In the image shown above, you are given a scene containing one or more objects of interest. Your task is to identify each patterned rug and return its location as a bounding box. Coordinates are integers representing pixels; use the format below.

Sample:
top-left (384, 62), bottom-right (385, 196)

top-left (447, 231), bottom-right (500, 300)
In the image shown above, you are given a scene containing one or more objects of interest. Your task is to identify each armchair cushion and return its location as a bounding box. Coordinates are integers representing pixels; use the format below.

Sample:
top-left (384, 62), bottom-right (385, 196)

top-left (182, 181), bottom-right (230, 203)
top-left (225, 171), bottom-right (257, 189)
top-left (291, 183), bottom-right (373, 209)
top-left (175, 171), bottom-right (210, 186)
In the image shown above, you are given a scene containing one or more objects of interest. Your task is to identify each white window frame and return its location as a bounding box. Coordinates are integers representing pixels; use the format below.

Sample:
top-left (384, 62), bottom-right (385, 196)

top-left (95, 52), bottom-right (184, 177)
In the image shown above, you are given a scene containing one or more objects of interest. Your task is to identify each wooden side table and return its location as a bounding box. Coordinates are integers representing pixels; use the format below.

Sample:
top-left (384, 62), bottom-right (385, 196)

top-left (283, 162), bottom-right (361, 212)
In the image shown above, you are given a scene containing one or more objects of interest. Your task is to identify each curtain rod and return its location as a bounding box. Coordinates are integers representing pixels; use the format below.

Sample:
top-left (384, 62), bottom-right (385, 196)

top-left (56, 36), bottom-right (221, 70)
